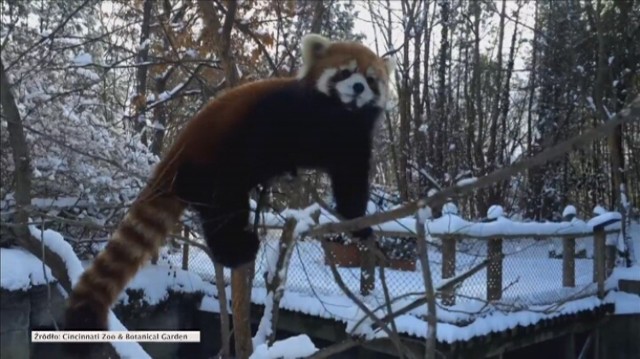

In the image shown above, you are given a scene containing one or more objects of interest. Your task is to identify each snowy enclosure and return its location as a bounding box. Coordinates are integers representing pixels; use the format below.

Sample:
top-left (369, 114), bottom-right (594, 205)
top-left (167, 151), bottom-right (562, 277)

top-left (160, 203), bottom-right (634, 343)
top-left (1, 210), bottom-right (637, 352)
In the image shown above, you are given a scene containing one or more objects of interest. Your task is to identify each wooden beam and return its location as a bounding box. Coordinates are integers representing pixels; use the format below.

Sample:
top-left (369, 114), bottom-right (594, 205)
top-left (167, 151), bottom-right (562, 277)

top-left (257, 223), bottom-right (620, 241)
top-left (231, 262), bottom-right (254, 359)
top-left (593, 229), bottom-right (606, 299)
top-left (563, 237), bottom-right (576, 287)
top-left (441, 236), bottom-right (456, 305)
top-left (487, 238), bottom-right (503, 301)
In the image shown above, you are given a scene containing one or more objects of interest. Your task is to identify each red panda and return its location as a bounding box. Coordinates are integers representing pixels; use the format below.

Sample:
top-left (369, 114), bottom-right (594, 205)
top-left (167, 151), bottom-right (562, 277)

top-left (63, 34), bottom-right (394, 353)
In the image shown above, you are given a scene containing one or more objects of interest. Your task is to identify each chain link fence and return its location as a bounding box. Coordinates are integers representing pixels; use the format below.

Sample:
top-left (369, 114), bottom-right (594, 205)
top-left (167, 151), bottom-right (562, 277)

top-left (166, 219), bottom-right (615, 324)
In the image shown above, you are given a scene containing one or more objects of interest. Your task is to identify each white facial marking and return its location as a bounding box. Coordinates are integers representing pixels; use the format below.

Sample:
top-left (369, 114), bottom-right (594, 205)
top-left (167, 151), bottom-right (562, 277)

top-left (335, 72), bottom-right (375, 108)
top-left (316, 68), bottom-right (337, 95)
top-left (340, 59), bottom-right (358, 71)
top-left (366, 66), bottom-right (376, 77)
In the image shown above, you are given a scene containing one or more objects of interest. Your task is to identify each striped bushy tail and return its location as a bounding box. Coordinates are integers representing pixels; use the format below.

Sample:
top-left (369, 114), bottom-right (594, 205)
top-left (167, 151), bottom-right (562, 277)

top-left (63, 189), bottom-right (184, 354)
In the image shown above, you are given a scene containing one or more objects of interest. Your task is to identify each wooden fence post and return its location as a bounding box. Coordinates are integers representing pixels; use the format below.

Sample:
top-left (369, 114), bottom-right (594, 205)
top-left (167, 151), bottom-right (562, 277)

top-left (182, 226), bottom-right (189, 271)
top-left (605, 242), bottom-right (617, 277)
top-left (561, 205), bottom-right (577, 288)
top-left (232, 263), bottom-right (255, 359)
top-left (563, 236), bottom-right (576, 287)
top-left (360, 236), bottom-right (376, 295)
top-left (487, 237), bottom-right (503, 301)
top-left (591, 214), bottom-right (621, 299)
top-left (593, 228), bottom-right (606, 299)
top-left (441, 235), bottom-right (456, 305)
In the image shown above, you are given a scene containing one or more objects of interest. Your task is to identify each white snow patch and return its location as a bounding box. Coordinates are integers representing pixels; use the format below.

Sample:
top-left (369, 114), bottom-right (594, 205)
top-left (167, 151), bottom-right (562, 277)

top-left (456, 177), bottom-right (477, 186)
top-left (417, 206), bottom-right (433, 222)
top-left (0, 248), bottom-right (56, 291)
top-left (424, 211), bottom-right (621, 238)
top-left (72, 52), bottom-right (93, 66)
top-left (75, 67), bottom-right (100, 81)
top-left (562, 205), bottom-right (577, 218)
top-left (106, 312), bottom-right (152, 359)
top-left (28, 225), bottom-right (84, 286)
top-left (26, 226), bottom-right (151, 358)
top-left (605, 291), bottom-right (640, 315)
top-left (609, 264), bottom-right (640, 282)
top-left (442, 202), bottom-right (459, 215)
top-left (249, 334), bottom-right (318, 359)
top-left (118, 263), bottom-right (215, 306)
top-left (587, 211), bottom-right (622, 229)
top-left (593, 205), bottom-right (607, 215)
top-left (245, 282), bottom-right (614, 344)
top-left (252, 292), bottom-right (274, 349)
top-left (277, 204), bottom-right (322, 236)
top-left (137, 39), bottom-right (150, 51)
top-left (587, 96), bottom-right (597, 111)
top-left (199, 296), bottom-right (221, 313)
top-left (433, 296), bottom-right (605, 343)
top-left (487, 205), bottom-right (504, 220)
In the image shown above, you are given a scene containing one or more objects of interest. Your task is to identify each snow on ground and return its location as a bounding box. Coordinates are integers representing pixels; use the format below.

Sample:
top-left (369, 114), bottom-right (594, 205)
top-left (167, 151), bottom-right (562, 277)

top-left (605, 291), bottom-right (640, 315)
top-left (200, 295), bottom-right (222, 313)
top-left (117, 263), bottom-right (216, 307)
top-left (0, 247), bottom-right (56, 291)
top-left (3, 218), bottom-right (636, 350)
top-left (11, 210), bottom-right (618, 346)
top-left (200, 270), bottom-right (627, 344)
top-left (181, 220), bottom-right (640, 344)
top-left (608, 264), bottom-right (640, 282)
top-left (172, 235), bottom-right (602, 310)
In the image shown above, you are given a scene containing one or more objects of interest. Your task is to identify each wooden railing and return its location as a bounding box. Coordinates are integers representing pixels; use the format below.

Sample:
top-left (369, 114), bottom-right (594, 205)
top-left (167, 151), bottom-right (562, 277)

top-left (179, 203), bottom-right (622, 303)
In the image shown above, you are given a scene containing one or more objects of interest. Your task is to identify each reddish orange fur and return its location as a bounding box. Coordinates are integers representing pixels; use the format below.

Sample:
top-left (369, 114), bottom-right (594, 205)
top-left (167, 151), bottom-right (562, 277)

top-left (64, 35), bottom-right (392, 357)
top-left (303, 42), bottom-right (392, 85)
top-left (64, 78), bottom-right (299, 351)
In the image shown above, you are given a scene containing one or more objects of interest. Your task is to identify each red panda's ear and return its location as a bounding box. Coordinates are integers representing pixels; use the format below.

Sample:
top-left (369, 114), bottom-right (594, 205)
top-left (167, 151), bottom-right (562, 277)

top-left (297, 34), bottom-right (332, 79)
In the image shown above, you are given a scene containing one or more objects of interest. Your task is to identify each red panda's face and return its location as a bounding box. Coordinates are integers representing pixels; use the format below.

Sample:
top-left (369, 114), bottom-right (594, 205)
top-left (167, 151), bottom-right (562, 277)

top-left (297, 34), bottom-right (395, 111)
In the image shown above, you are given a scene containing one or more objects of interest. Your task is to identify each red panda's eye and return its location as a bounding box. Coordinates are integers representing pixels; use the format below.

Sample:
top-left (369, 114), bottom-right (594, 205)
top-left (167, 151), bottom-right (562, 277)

top-left (367, 77), bottom-right (378, 90)
top-left (339, 69), bottom-right (351, 79)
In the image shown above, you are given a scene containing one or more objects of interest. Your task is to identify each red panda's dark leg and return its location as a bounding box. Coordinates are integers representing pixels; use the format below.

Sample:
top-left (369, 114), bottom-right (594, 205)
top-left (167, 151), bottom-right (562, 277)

top-left (329, 164), bottom-right (373, 239)
top-left (195, 190), bottom-right (260, 268)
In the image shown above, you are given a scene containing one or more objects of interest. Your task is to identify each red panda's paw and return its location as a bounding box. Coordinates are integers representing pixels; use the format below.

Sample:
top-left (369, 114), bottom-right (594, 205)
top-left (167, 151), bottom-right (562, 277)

top-left (352, 227), bottom-right (373, 240)
top-left (62, 300), bottom-right (109, 357)
top-left (210, 230), bottom-right (260, 268)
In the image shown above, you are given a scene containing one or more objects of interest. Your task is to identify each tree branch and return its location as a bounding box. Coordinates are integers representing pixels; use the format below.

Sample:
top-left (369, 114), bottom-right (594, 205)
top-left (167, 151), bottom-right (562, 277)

top-left (305, 94), bottom-right (640, 238)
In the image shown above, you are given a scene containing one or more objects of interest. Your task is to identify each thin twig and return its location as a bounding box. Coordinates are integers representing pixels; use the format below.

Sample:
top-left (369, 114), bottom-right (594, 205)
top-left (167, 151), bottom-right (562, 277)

top-left (378, 261), bottom-right (415, 358)
top-left (263, 218), bottom-right (297, 346)
top-left (320, 239), bottom-right (409, 354)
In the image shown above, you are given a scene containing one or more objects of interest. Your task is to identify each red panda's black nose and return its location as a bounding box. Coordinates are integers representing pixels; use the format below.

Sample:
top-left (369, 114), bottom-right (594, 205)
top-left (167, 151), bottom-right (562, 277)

top-left (353, 82), bottom-right (365, 94)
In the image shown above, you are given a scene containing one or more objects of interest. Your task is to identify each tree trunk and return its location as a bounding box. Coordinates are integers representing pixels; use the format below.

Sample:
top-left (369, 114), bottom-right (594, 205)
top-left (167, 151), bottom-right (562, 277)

top-left (1, 59), bottom-right (76, 299)
top-left (133, 0), bottom-right (153, 144)
top-left (1, 59), bottom-right (32, 243)
top-left (484, 0), bottom-right (507, 211)
top-left (434, 0), bottom-right (450, 184)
